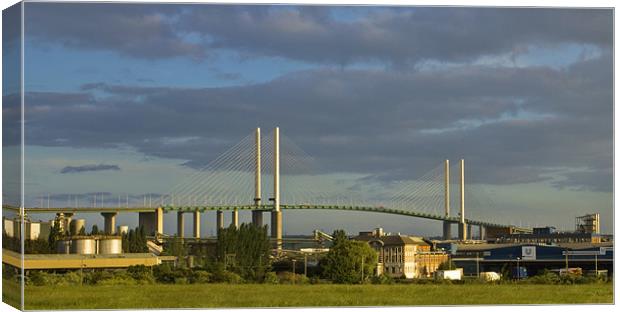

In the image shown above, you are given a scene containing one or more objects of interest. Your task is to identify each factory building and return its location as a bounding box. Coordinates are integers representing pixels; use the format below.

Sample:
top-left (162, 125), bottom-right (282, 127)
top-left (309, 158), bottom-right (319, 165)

top-left (2, 216), bottom-right (51, 240)
top-left (355, 229), bottom-right (448, 279)
top-left (446, 242), bottom-right (613, 277)
top-left (492, 226), bottom-right (605, 244)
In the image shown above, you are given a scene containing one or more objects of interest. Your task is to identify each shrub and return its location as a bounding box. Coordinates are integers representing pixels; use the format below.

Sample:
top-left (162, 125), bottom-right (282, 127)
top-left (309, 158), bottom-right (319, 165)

top-left (371, 274), bottom-right (395, 285)
top-left (211, 269), bottom-right (244, 284)
top-left (263, 272), bottom-right (279, 284)
top-left (277, 272), bottom-right (309, 284)
top-left (190, 270), bottom-right (212, 284)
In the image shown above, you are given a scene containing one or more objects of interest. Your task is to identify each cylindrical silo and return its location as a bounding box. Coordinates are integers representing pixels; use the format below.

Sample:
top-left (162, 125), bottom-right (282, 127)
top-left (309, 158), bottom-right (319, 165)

top-left (98, 236), bottom-right (123, 254)
top-left (70, 219), bottom-right (86, 235)
top-left (70, 237), bottom-right (96, 254)
top-left (117, 225), bottom-right (129, 236)
top-left (56, 239), bottom-right (71, 254)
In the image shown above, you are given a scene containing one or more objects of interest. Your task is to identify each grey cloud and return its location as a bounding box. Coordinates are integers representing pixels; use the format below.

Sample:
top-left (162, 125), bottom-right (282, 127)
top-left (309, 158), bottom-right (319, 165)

top-left (21, 52), bottom-right (612, 192)
top-left (25, 3), bottom-right (205, 60)
top-left (60, 164), bottom-right (121, 174)
top-left (24, 4), bottom-right (612, 65)
top-left (180, 6), bottom-right (612, 65)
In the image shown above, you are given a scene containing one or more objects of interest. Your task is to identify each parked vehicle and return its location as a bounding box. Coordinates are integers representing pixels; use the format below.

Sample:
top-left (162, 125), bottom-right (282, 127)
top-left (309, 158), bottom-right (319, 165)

top-left (479, 271), bottom-right (501, 281)
top-left (434, 268), bottom-right (463, 281)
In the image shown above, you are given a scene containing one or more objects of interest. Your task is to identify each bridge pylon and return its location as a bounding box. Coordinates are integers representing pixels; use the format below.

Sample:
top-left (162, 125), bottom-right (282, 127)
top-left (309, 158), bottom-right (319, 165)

top-left (442, 159), bottom-right (452, 240)
top-left (458, 159), bottom-right (467, 240)
top-left (271, 127), bottom-right (283, 250)
top-left (252, 127), bottom-right (264, 226)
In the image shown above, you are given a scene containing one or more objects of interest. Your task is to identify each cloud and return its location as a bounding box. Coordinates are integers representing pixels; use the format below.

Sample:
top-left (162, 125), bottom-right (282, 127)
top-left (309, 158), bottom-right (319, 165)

top-left (17, 50), bottom-right (612, 192)
top-left (60, 164), bottom-right (121, 174)
top-left (25, 3), bottom-right (205, 60)
top-left (24, 4), bottom-right (612, 65)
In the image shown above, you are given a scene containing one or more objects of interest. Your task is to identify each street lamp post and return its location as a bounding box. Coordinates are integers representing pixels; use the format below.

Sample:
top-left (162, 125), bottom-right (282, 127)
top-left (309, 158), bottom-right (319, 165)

top-left (292, 259), bottom-right (297, 285)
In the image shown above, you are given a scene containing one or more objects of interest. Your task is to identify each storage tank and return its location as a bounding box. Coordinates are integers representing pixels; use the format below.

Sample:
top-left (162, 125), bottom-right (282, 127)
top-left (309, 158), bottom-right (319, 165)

top-left (70, 219), bottom-right (86, 235)
top-left (117, 225), bottom-right (129, 235)
top-left (70, 237), bottom-right (96, 254)
top-left (98, 237), bottom-right (123, 254)
top-left (56, 240), bottom-right (71, 254)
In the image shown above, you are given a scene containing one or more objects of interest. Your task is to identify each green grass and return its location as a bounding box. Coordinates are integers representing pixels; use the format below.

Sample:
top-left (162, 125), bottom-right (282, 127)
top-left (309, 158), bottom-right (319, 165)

top-left (2, 278), bottom-right (22, 310)
top-left (20, 282), bottom-right (613, 309)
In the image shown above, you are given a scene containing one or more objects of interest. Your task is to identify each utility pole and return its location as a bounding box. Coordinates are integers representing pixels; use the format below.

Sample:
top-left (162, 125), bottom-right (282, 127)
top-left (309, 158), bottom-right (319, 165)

top-left (292, 259), bottom-right (296, 284)
top-left (304, 254), bottom-right (308, 276)
top-left (361, 256), bottom-right (365, 283)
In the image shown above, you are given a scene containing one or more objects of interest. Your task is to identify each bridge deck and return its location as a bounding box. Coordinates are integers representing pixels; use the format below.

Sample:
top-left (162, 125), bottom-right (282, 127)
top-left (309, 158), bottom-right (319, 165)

top-left (4, 204), bottom-right (511, 228)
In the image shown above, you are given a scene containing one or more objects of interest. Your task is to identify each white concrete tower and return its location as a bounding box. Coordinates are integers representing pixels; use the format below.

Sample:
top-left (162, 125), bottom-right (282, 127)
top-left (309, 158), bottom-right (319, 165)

top-left (442, 159), bottom-right (451, 240)
top-left (271, 127), bottom-right (282, 249)
top-left (252, 127), bottom-right (263, 226)
top-left (458, 159), bottom-right (467, 240)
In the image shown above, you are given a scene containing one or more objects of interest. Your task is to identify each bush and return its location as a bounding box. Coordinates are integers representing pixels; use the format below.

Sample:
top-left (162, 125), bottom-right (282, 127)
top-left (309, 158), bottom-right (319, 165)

top-left (371, 274), bottom-right (394, 285)
top-left (190, 270), bottom-right (212, 284)
top-left (211, 269), bottom-right (244, 284)
top-left (526, 272), bottom-right (561, 284)
top-left (127, 265), bottom-right (154, 283)
top-left (263, 272), bottom-right (279, 284)
top-left (277, 272), bottom-right (309, 284)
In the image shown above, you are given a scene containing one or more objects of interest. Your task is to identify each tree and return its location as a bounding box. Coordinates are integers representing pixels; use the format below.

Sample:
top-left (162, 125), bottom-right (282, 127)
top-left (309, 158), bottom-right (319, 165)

top-left (215, 223), bottom-right (271, 282)
top-left (321, 230), bottom-right (378, 284)
top-left (90, 225), bottom-right (100, 235)
top-left (48, 220), bottom-right (63, 252)
top-left (438, 260), bottom-right (457, 270)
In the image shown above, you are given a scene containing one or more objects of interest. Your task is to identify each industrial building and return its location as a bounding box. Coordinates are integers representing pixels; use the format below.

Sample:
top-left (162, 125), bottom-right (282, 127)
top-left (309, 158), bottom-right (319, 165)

top-left (444, 242), bottom-right (613, 277)
top-left (2, 216), bottom-right (51, 240)
top-left (355, 228), bottom-right (448, 279)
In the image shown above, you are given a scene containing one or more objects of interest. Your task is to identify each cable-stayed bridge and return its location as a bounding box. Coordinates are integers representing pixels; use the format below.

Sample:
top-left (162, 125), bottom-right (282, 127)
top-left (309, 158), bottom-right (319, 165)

top-left (8, 127), bottom-right (532, 248)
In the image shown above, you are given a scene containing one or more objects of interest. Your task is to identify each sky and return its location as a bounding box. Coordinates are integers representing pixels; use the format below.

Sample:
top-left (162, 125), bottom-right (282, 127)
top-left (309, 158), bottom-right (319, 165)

top-left (2, 3), bottom-right (613, 236)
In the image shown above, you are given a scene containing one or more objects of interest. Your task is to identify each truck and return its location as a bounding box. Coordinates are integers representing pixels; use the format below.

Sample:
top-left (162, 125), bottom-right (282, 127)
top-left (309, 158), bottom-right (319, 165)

top-left (434, 268), bottom-right (463, 281)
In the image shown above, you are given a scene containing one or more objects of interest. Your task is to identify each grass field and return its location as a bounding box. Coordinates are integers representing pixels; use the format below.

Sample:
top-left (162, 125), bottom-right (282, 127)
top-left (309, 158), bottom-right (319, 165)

top-left (14, 281), bottom-right (613, 309)
top-left (1, 278), bottom-right (21, 310)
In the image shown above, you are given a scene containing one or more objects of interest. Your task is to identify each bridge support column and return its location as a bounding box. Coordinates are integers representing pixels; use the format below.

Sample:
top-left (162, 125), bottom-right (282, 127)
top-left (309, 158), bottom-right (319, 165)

top-left (458, 159), bottom-right (467, 241)
top-left (193, 211), bottom-right (200, 239)
top-left (138, 208), bottom-right (163, 236)
top-left (479, 225), bottom-right (486, 240)
top-left (442, 221), bottom-right (452, 240)
top-left (467, 224), bottom-right (473, 240)
top-left (252, 211), bottom-right (263, 227)
top-left (64, 213), bottom-right (74, 234)
top-left (177, 211), bottom-right (184, 238)
top-left (458, 223), bottom-right (467, 240)
top-left (101, 212), bottom-right (117, 234)
top-left (271, 210), bottom-right (282, 249)
top-left (272, 127), bottom-right (282, 250)
top-left (231, 209), bottom-right (239, 228)
top-left (253, 128), bottom-right (263, 227)
top-left (216, 210), bottom-right (224, 231)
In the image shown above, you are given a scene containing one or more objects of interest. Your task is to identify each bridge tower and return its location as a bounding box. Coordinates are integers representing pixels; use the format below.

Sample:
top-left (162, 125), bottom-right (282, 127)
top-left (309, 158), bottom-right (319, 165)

top-left (442, 160), bottom-right (451, 240)
top-left (458, 159), bottom-right (468, 240)
top-left (252, 128), bottom-right (263, 226)
top-left (271, 127), bottom-right (283, 250)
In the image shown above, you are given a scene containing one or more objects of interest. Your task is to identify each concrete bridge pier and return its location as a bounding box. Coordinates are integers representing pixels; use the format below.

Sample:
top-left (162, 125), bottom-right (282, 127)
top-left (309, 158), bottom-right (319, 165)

top-left (138, 208), bottom-right (163, 235)
top-left (177, 211), bottom-right (185, 238)
top-left (193, 211), bottom-right (200, 238)
top-left (231, 209), bottom-right (239, 228)
top-left (442, 221), bottom-right (452, 240)
top-left (271, 210), bottom-right (282, 249)
top-left (252, 211), bottom-right (263, 227)
top-left (101, 212), bottom-right (117, 234)
top-left (458, 222), bottom-right (467, 240)
top-left (479, 225), bottom-right (486, 240)
top-left (467, 224), bottom-right (473, 240)
top-left (216, 210), bottom-right (224, 231)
